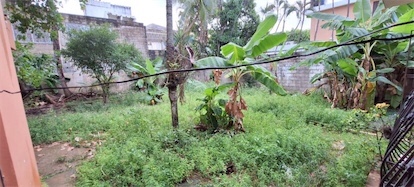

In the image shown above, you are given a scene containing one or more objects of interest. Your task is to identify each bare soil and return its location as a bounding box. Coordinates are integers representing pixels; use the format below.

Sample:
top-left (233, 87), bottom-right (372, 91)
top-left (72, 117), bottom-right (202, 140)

top-left (366, 170), bottom-right (381, 187)
top-left (35, 142), bottom-right (96, 187)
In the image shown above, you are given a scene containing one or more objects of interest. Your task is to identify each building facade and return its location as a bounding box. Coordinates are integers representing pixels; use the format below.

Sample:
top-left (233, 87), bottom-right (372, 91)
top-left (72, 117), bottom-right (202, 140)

top-left (84, 0), bottom-right (132, 19)
top-left (309, 0), bottom-right (379, 41)
top-left (146, 24), bottom-right (166, 60)
top-left (13, 13), bottom-right (149, 93)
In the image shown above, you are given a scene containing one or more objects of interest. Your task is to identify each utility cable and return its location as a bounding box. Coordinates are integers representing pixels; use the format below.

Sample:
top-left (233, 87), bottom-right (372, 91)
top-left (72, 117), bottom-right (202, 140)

top-left (1, 21), bottom-right (413, 95)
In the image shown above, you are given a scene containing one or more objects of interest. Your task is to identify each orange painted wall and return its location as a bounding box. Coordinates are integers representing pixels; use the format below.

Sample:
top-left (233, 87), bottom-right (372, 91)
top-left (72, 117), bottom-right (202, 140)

top-left (0, 5), bottom-right (41, 187)
top-left (310, 0), bottom-right (376, 41)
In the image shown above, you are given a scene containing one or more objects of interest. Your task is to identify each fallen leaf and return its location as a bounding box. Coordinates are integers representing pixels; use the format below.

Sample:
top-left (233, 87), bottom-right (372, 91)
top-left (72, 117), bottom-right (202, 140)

top-left (87, 154), bottom-right (95, 159)
top-left (87, 150), bottom-right (94, 156)
top-left (332, 140), bottom-right (345, 151)
top-left (67, 147), bottom-right (75, 151)
top-left (48, 142), bottom-right (60, 147)
top-left (75, 137), bottom-right (81, 142)
top-left (36, 148), bottom-right (42, 152)
top-left (70, 174), bottom-right (76, 179)
top-left (84, 143), bottom-right (92, 147)
top-left (38, 154), bottom-right (45, 157)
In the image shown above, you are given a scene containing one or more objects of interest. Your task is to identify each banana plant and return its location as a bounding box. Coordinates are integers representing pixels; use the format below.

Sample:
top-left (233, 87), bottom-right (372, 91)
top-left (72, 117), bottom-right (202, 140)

top-left (196, 14), bottom-right (287, 132)
top-left (195, 83), bottom-right (234, 131)
top-left (129, 58), bottom-right (164, 105)
top-left (303, 0), bottom-right (413, 109)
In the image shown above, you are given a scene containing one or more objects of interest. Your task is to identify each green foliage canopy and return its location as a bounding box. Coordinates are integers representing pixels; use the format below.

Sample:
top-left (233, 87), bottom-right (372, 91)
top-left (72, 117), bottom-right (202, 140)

top-left (5, 0), bottom-right (88, 38)
top-left (63, 25), bottom-right (144, 103)
top-left (13, 43), bottom-right (55, 88)
top-left (208, 0), bottom-right (260, 56)
top-left (284, 29), bottom-right (310, 43)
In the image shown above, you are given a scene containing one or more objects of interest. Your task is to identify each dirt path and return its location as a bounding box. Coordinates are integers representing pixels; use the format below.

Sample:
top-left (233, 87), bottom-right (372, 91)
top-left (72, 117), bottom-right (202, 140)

top-left (366, 170), bottom-right (381, 187)
top-left (35, 142), bottom-right (96, 187)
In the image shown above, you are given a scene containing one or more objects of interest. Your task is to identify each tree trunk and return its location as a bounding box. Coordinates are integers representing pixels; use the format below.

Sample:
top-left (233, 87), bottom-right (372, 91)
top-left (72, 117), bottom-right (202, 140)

top-left (166, 0), bottom-right (179, 129)
top-left (52, 29), bottom-right (72, 97)
top-left (300, 0), bottom-right (306, 32)
top-left (102, 84), bottom-right (109, 104)
top-left (313, 0), bottom-right (321, 40)
top-left (293, 6), bottom-right (301, 33)
top-left (346, 0), bottom-right (350, 17)
top-left (168, 83), bottom-right (179, 128)
top-left (276, 14), bottom-right (283, 31)
top-left (331, 0), bottom-right (334, 40)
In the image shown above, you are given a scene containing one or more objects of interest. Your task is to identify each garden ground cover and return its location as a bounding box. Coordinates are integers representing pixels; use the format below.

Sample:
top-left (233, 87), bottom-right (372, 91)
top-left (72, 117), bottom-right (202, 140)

top-left (28, 85), bottom-right (388, 186)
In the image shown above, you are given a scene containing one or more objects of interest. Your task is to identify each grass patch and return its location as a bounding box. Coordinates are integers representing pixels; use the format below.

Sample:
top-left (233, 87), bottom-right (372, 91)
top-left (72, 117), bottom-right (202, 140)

top-left (28, 86), bottom-right (385, 186)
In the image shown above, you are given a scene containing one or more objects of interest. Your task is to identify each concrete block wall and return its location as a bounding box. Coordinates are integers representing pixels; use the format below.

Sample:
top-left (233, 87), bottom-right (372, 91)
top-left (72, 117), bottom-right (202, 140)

top-left (21, 13), bottom-right (149, 93)
top-left (17, 13), bottom-right (325, 94)
top-left (61, 14), bottom-right (149, 57)
top-left (276, 57), bottom-right (325, 93)
top-left (114, 26), bottom-right (148, 58)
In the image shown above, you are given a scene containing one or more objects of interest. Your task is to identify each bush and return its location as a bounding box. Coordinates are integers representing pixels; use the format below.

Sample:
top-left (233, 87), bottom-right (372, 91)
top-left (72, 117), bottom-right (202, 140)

top-left (63, 25), bottom-right (144, 103)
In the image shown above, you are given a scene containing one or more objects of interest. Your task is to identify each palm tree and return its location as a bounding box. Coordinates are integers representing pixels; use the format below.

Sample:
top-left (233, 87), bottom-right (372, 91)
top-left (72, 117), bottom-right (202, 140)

top-left (281, 3), bottom-right (297, 32)
top-left (300, 0), bottom-right (311, 32)
top-left (346, 0), bottom-right (351, 17)
top-left (177, 0), bottom-right (217, 54)
top-left (313, 0), bottom-right (322, 40)
top-left (331, 0), bottom-right (334, 40)
top-left (274, 0), bottom-right (297, 32)
top-left (260, 3), bottom-right (276, 18)
top-left (165, 0), bottom-right (217, 129)
top-left (293, 0), bottom-right (309, 32)
top-left (166, 0), bottom-right (179, 129)
top-left (275, 0), bottom-right (287, 31)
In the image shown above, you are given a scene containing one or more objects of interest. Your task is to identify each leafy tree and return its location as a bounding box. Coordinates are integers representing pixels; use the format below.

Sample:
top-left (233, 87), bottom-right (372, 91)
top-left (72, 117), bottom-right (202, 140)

top-left (209, 0), bottom-right (260, 56)
top-left (5, 0), bottom-right (88, 97)
top-left (13, 43), bottom-right (56, 91)
top-left (5, 0), bottom-right (64, 38)
top-left (197, 15), bottom-right (288, 132)
top-left (63, 25), bottom-right (143, 103)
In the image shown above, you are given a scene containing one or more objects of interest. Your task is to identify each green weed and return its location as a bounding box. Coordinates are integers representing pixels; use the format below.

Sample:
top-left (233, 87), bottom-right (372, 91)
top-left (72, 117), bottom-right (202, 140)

top-left (27, 86), bottom-right (385, 186)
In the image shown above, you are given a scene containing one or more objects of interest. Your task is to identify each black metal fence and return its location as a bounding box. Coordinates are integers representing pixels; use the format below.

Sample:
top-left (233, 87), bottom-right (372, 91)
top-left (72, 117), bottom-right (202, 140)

top-left (381, 91), bottom-right (414, 186)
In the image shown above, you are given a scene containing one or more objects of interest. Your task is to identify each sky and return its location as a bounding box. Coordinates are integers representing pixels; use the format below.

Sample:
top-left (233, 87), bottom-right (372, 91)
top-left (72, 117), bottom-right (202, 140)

top-left (59, 0), bottom-right (315, 32)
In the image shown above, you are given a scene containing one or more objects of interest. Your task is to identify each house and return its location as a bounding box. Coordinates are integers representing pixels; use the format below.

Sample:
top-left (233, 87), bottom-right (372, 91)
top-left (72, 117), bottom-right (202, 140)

top-left (58, 14), bottom-right (148, 93)
top-left (12, 12), bottom-right (149, 93)
top-left (84, 0), bottom-right (132, 19)
top-left (309, 0), bottom-right (379, 41)
top-left (146, 23), bottom-right (166, 60)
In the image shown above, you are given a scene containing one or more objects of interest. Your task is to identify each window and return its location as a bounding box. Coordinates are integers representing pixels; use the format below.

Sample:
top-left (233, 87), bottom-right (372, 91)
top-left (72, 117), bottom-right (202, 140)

top-left (311, 0), bottom-right (325, 7)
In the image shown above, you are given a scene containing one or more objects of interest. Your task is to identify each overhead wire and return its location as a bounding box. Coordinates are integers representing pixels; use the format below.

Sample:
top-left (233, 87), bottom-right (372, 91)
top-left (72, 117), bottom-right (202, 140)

top-left (1, 20), bottom-right (413, 95)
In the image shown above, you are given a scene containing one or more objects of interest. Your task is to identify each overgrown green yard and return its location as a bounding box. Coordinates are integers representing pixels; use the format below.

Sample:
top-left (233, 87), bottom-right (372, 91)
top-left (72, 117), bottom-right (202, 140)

top-left (28, 85), bottom-right (386, 186)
